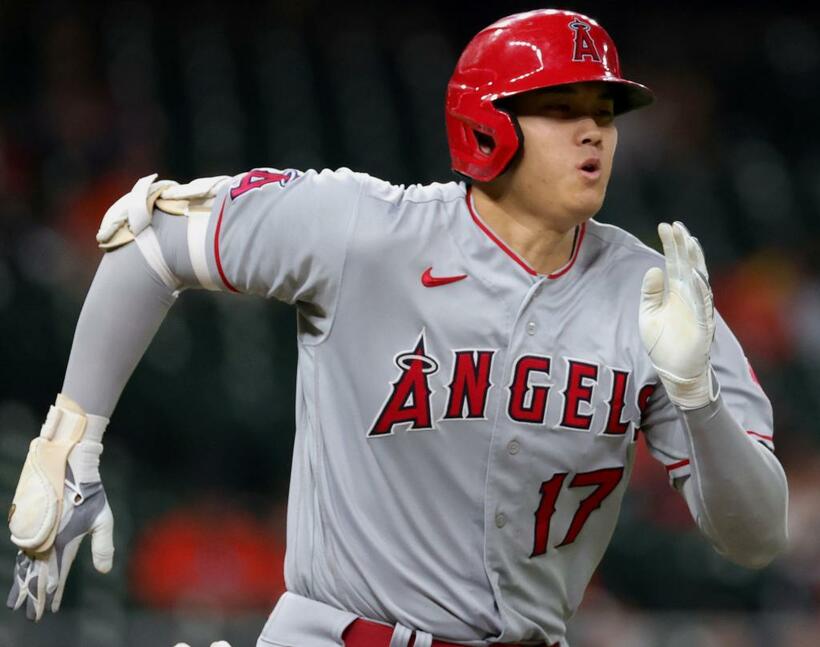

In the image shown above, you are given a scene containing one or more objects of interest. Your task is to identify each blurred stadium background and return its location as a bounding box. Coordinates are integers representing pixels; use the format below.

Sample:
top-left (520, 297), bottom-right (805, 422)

top-left (0, 1), bottom-right (818, 645)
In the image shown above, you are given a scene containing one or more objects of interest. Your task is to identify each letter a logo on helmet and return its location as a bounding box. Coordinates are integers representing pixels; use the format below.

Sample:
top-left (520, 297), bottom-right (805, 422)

top-left (445, 9), bottom-right (655, 183)
top-left (569, 19), bottom-right (601, 62)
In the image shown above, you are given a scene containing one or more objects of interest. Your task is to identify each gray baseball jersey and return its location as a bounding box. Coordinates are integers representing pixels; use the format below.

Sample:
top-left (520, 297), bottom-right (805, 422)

top-left (194, 167), bottom-right (773, 645)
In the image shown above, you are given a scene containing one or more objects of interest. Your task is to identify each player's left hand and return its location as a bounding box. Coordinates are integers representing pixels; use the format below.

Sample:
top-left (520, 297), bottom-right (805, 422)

top-left (174, 642), bottom-right (232, 647)
top-left (639, 221), bottom-right (717, 409)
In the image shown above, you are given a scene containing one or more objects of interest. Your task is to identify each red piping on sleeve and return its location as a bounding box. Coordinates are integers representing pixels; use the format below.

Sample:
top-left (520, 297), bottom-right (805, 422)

top-left (665, 459), bottom-right (690, 472)
top-left (214, 197), bottom-right (239, 293)
top-left (662, 435), bottom-right (772, 474)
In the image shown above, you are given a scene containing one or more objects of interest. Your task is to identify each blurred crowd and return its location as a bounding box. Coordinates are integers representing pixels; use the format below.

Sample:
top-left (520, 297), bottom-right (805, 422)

top-left (0, 2), bottom-right (819, 645)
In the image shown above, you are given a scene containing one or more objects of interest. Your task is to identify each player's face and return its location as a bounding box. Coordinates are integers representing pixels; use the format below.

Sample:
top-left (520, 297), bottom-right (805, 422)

top-left (502, 82), bottom-right (618, 225)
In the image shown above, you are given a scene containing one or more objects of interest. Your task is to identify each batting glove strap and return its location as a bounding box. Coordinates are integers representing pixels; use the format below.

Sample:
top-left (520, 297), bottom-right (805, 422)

top-left (8, 395), bottom-right (108, 553)
top-left (654, 364), bottom-right (720, 411)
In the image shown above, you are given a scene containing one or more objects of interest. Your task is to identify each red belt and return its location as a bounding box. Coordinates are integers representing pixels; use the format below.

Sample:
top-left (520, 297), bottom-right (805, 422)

top-left (343, 618), bottom-right (557, 647)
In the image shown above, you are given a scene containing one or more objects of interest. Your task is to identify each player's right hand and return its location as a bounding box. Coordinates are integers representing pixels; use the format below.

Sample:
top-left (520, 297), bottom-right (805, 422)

top-left (7, 481), bottom-right (114, 621)
top-left (174, 642), bottom-right (232, 647)
top-left (6, 396), bottom-right (113, 621)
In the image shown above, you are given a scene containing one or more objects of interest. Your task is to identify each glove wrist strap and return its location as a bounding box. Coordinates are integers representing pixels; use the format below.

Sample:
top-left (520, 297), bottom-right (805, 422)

top-left (656, 365), bottom-right (719, 410)
top-left (9, 395), bottom-right (109, 552)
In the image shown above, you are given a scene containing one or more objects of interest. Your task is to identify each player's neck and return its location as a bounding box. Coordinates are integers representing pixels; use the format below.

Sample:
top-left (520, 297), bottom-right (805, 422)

top-left (471, 184), bottom-right (580, 276)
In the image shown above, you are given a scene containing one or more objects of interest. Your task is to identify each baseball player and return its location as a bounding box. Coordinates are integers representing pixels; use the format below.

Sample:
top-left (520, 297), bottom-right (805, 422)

top-left (7, 9), bottom-right (788, 647)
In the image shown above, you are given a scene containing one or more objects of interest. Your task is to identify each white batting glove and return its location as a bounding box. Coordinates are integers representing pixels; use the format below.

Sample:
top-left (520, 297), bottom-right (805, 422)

top-left (96, 174), bottom-right (179, 248)
top-left (96, 173), bottom-right (231, 250)
top-left (639, 221), bottom-right (717, 410)
top-left (6, 396), bottom-right (113, 621)
top-left (174, 642), bottom-right (232, 647)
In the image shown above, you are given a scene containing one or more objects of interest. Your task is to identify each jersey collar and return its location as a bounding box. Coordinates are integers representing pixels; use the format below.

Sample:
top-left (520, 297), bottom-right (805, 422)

top-left (464, 186), bottom-right (586, 280)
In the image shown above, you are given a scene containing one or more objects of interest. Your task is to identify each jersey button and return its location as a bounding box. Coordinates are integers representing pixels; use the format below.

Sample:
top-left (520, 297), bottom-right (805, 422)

top-left (526, 322), bottom-right (536, 335)
top-left (495, 513), bottom-right (507, 528)
top-left (507, 440), bottom-right (520, 455)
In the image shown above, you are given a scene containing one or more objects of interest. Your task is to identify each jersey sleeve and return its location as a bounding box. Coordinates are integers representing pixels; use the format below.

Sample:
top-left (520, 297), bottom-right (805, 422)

top-left (204, 167), bottom-right (363, 317)
top-left (639, 311), bottom-right (774, 486)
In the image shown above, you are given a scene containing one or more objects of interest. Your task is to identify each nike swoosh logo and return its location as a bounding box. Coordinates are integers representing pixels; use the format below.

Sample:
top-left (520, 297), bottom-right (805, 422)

top-left (421, 267), bottom-right (468, 288)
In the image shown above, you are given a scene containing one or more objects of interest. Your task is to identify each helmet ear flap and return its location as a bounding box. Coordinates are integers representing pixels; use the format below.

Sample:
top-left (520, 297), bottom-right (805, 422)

top-left (468, 103), bottom-right (525, 181)
top-left (445, 97), bottom-right (524, 183)
top-left (472, 130), bottom-right (496, 155)
top-left (491, 102), bottom-right (525, 178)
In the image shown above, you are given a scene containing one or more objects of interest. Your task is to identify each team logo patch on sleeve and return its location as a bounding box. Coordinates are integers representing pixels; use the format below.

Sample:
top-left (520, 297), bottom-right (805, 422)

top-left (230, 168), bottom-right (301, 200)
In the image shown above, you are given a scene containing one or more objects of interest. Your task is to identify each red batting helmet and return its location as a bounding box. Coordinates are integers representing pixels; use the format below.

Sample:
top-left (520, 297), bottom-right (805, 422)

top-left (445, 9), bottom-right (654, 182)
